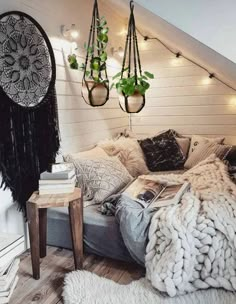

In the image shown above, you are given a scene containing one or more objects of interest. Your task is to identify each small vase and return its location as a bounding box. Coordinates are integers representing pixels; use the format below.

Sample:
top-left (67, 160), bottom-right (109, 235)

top-left (119, 91), bottom-right (145, 113)
top-left (82, 81), bottom-right (109, 106)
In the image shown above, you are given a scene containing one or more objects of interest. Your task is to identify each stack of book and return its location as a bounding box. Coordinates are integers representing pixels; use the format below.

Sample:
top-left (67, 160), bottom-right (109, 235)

top-left (0, 233), bottom-right (24, 304)
top-left (39, 164), bottom-right (76, 195)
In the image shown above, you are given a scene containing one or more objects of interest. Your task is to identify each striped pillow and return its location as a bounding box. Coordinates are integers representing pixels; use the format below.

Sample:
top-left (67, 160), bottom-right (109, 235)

top-left (184, 142), bottom-right (231, 169)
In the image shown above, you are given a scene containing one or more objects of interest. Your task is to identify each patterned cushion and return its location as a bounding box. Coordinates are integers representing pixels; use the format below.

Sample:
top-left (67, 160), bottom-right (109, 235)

top-left (184, 142), bottom-right (231, 169)
top-left (138, 130), bottom-right (185, 172)
top-left (189, 135), bottom-right (225, 156)
top-left (71, 157), bottom-right (132, 206)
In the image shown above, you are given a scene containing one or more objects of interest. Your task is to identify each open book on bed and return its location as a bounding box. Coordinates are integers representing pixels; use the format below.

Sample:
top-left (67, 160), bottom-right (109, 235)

top-left (123, 177), bottom-right (190, 208)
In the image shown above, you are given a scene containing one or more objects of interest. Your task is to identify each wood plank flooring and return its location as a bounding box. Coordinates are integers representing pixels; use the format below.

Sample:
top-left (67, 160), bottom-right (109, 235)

top-left (10, 246), bottom-right (145, 304)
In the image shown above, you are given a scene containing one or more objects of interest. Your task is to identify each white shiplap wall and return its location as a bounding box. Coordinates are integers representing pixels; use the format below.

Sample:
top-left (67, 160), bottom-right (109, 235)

top-left (0, 0), bottom-right (127, 234)
top-left (130, 38), bottom-right (236, 144)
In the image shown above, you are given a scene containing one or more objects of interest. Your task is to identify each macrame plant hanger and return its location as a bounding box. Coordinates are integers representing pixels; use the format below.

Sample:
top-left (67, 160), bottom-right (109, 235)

top-left (120, 0), bottom-right (145, 113)
top-left (81, 0), bottom-right (109, 107)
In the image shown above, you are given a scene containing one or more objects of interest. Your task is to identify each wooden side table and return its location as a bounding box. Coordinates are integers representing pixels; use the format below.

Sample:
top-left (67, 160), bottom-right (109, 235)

top-left (27, 188), bottom-right (83, 280)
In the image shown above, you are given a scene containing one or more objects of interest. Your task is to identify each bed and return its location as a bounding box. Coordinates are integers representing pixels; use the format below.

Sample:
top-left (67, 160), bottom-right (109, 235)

top-left (47, 170), bottom-right (185, 263)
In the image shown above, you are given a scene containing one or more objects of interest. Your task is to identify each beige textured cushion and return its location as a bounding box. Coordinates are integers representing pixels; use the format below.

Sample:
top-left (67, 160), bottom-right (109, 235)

top-left (70, 147), bottom-right (109, 160)
top-left (189, 135), bottom-right (225, 156)
top-left (184, 142), bottom-right (231, 169)
top-left (64, 147), bottom-right (109, 162)
top-left (98, 137), bottom-right (149, 177)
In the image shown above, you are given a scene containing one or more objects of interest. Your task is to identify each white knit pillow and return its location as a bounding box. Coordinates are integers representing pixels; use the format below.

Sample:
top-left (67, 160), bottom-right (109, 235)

top-left (71, 157), bottom-right (132, 206)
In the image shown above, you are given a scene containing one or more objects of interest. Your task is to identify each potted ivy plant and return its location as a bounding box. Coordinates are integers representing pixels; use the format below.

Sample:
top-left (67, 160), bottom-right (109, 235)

top-left (111, 68), bottom-right (154, 113)
top-left (68, 16), bottom-right (109, 106)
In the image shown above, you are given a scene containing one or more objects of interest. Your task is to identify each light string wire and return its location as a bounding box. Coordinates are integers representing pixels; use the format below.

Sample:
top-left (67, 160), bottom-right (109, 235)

top-left (135, 27), bottom-right (236, 92)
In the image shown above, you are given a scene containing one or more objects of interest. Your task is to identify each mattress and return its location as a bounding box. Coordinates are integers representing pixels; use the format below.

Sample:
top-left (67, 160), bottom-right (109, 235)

top-left (47, 170), bottom-right (186, 262)
top-left (47, 205), bottom-right (133, 262)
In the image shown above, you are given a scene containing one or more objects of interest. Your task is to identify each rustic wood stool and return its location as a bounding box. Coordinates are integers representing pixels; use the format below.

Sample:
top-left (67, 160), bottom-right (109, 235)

top-left (27, 188), bottom-right (83, 280)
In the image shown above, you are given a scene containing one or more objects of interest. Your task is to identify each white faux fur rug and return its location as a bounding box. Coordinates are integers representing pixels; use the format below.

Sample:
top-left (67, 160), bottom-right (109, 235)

top-left (63, 270), bottom-right (236, 304)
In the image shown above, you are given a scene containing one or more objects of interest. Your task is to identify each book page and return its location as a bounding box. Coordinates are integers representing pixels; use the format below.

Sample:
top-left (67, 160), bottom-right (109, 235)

top-left (123, 177), bottom-right (164, 207)
top-left (150, 183), bottom-right (190, 208)
top-left (156, 184), bottom-right (183, 202)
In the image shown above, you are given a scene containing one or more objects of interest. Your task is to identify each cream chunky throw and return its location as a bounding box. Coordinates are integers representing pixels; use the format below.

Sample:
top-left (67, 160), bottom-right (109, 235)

top-left (145, 155), bottom-right (236, 297)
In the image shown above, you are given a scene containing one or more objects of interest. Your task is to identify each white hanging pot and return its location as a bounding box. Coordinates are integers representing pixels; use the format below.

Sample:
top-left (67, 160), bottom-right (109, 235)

top-left (82, 81), bottom-right (109, 107)
top-left (119, 91), bottom-right (145, 113)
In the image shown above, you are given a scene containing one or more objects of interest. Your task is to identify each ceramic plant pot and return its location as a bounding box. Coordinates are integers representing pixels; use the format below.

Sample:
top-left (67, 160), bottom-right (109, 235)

top-left (82, 81), bottom-right (108, 106)
top-left (119, 91), bottom-right (145, 113)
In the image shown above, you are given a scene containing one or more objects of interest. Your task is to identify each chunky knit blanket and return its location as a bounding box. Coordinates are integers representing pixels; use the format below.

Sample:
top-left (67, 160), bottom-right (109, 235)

top-left (144, 155), bottom-right (236, 297)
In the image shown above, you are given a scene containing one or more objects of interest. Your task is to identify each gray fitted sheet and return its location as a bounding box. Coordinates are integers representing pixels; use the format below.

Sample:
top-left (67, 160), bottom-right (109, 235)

top-left (47, 205), bottom-right (133, 262)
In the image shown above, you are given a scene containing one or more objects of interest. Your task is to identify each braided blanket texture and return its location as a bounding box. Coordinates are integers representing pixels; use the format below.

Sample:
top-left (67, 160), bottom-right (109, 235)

top-left (144, 155), bottom-right (236, 297)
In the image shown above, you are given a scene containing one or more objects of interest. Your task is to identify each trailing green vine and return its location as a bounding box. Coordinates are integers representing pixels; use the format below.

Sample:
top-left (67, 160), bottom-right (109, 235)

top-left (68, 16), bottom-right (109, 84)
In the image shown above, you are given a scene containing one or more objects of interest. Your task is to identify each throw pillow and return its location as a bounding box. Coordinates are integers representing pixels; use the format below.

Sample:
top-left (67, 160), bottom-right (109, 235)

top-left (98, 137), bottom-right (149, 177)
top-left (71, 157), bottom-right (132, 206)
top-left (184, 142), bottom-right (231, 169)
top-left (63, 147), bottom-right (109, 162)
top-left (175, 137), bottom-right (190, 158)
top-left (189, 135), bottom-right (225, 156)
top-left (138, 130), bottom-right (185, 172)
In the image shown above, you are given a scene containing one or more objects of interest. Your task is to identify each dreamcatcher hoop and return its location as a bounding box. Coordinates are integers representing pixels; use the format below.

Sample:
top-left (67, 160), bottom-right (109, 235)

top-left (0, 11), bottom-right (56, 109)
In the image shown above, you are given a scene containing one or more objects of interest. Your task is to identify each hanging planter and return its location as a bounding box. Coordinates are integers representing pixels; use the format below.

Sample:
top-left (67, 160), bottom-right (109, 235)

top-left (68, 0), bottom-right (109, 107)
top-left (111, 1), bottom-right (154, 113)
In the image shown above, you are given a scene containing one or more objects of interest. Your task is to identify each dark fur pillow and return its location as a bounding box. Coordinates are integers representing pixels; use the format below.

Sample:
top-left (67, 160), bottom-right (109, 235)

top-left (138, 130), bottom-right (185, 171)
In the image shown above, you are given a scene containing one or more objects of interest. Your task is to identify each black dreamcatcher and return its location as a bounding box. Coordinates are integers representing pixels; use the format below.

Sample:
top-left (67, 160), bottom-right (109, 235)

top-left (0, 11), bottom-right (60, 212)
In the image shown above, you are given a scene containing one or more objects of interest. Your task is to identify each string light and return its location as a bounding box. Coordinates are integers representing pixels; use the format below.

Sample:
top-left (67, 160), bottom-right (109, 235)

top-left (176, 52), bottom-right (181, 58)
top-left (136, 28), bottom-right (236, 92)
top-left (209, 73), bottom-right (215, 79)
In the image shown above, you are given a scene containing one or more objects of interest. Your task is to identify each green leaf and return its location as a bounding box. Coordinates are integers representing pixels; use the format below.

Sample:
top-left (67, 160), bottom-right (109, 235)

top-left (93, 76), bottom-right (99, 82)
top-left (68, 54), bottom-right (79, 70)
top-left (70, 62), bottom-right (78, 69)
top-left (100, 52), bottom-right (107, 62)
top-left (110, 83), bottom-right (115, 90)
top-left (87, 46), bottom-right (94, 55)
top-left (90, 58), bottom-right (100, 71)
top-left (144, 71), bottom-right (154, 79)
top-left (101, 28), bottom-right (109, 35)
top-left (79, 63), bottom-right (85, 71)
top-left (141, 80), bottom-right (150, 90)
top-left (136, 85), bottom-right (146, 95)
top-left (139, 75), bottom-right (148, 81)
top-left (112, 71), bottom-right (122, 80)
top-left (97, 33), bottom-right (108, 43)
top-left (117, 86), bottom-right (123, 94)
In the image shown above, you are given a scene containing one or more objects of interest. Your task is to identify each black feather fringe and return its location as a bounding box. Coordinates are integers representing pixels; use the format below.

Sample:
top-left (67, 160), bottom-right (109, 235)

top-left (0, 86), bottom-right (60, 214)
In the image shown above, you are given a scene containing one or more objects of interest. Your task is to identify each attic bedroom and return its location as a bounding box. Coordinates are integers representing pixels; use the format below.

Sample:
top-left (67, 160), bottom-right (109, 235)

top-left (0, 0), bottom-right (236, 303)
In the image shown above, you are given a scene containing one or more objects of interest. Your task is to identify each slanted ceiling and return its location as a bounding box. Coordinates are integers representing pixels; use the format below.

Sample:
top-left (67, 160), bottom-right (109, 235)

top-left (104, 0), bottom-right (236, 144)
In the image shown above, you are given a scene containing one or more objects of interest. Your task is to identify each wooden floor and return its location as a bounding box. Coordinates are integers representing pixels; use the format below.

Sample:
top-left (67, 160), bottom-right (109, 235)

top-left (10, 246), bottom-right (145, 304)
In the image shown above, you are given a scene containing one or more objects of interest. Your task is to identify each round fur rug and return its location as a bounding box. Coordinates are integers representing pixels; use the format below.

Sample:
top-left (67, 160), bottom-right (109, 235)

top-left (63, 270), bottom-right (236, 304)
